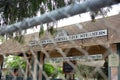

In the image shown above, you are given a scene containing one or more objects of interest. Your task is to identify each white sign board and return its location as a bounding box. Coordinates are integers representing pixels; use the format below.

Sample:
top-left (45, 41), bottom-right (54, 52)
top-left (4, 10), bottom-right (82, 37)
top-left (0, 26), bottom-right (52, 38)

top-left (29, 29), bottom-right (107, 46)
top-left (109, 53), bottom-right (119, 67)
top-left (45, 54), bottom-right (103, 61)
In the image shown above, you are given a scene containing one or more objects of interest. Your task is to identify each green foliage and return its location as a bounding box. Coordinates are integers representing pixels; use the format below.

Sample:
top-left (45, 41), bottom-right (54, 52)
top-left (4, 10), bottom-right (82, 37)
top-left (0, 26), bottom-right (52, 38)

top-left (0, 0), bottom-right (68, 38)
top-left (43, 63), bottom-right (58, 78)
top-left (54, 0), bottom-right (66, 8)
top-left (0, 0), bottom-right (72, 25)
top-left (5, 55), bottom-right (26, 69)
top-left (57, 67), bottom-right (62, 73)
top-left (47, 27), bottom-right (57, 35)
top-left (0, 0), bottom-right (113, 26)
top-left (39, 25), bottom-right (45, 37)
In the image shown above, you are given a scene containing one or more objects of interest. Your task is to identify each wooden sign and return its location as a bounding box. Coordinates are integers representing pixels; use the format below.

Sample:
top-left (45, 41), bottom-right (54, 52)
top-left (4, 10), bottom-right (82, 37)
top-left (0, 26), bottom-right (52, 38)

top-left (63, 60), bottom-right (76, 73)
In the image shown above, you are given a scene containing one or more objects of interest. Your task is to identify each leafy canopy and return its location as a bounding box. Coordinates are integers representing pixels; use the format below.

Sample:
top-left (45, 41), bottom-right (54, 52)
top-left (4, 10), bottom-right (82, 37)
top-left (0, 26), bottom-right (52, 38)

top-left (0, 0), bottom-right (74, 39)
top-left (0, 0), bottom-right (72, 25)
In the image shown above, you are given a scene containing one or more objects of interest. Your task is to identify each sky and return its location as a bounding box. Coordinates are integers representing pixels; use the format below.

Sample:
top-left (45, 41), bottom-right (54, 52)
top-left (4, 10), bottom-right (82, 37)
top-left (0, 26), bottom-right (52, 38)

top-left (27, 4), bottom-right (120, 34)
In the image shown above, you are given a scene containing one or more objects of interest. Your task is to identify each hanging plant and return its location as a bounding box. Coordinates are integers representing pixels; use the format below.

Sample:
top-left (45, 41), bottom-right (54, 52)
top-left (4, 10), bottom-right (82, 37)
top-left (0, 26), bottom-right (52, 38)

top-left (39, 25), bottom-right (45, 37)
top-left (48, 26), bottom-right (57, 35)
top-left (47, 22), bottom-right (58, 35)
top-left (14, 35), bottom-right (25, 44)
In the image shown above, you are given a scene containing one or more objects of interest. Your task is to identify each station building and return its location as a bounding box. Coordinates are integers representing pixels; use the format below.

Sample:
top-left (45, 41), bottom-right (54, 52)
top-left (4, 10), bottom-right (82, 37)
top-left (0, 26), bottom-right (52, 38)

top-left (0, 14), bottom-right (120, 80)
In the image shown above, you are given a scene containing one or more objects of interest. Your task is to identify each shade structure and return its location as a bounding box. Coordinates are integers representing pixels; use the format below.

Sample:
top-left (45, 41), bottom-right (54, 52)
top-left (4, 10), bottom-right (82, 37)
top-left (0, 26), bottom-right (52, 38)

top-left (0, 15), bottom-right (120, 56)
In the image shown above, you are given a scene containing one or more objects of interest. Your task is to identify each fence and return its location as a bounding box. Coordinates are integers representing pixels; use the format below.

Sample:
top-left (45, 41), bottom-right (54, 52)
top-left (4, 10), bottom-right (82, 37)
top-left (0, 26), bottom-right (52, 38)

top-left (0, 1), bottom-right (120, 80)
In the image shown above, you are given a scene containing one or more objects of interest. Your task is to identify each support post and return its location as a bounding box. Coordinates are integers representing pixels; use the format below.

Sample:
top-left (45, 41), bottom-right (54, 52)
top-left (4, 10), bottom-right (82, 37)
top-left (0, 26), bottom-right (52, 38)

top-left (39, 52), bottom-right (45, 80)
top-left (108, 44), bottom-right (118, 80)
top-left (0, 55), bottom-right (4, 69)
top-left (117, 43), bottom-right (120, 80)
top-left (24, 54), bottom-right (31, 78)
top-left (30, 51), bottom-right (45, 80)
top-left (33, 54), bottom-right (37, 80)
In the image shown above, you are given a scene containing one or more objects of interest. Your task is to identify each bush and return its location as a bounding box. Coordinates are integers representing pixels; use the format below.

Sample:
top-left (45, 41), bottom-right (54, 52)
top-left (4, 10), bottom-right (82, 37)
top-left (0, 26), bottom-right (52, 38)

top-left (43, 63), bottom-right (58, 78)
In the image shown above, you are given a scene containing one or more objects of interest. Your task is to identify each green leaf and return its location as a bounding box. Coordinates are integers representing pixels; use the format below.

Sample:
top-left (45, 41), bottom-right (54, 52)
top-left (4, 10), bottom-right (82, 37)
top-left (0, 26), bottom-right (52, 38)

top-left (43, 63), bottom-right (56, 77)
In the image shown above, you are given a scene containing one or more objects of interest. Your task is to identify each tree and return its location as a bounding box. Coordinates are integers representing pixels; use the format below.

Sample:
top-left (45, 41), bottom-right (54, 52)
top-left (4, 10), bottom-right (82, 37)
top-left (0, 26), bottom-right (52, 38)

top-left (0, 0), bottom-right (72, 25)
top-left (0, 0), bottom-right (119, 26)
top-left (0, 0), bottom-right (74, 39)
